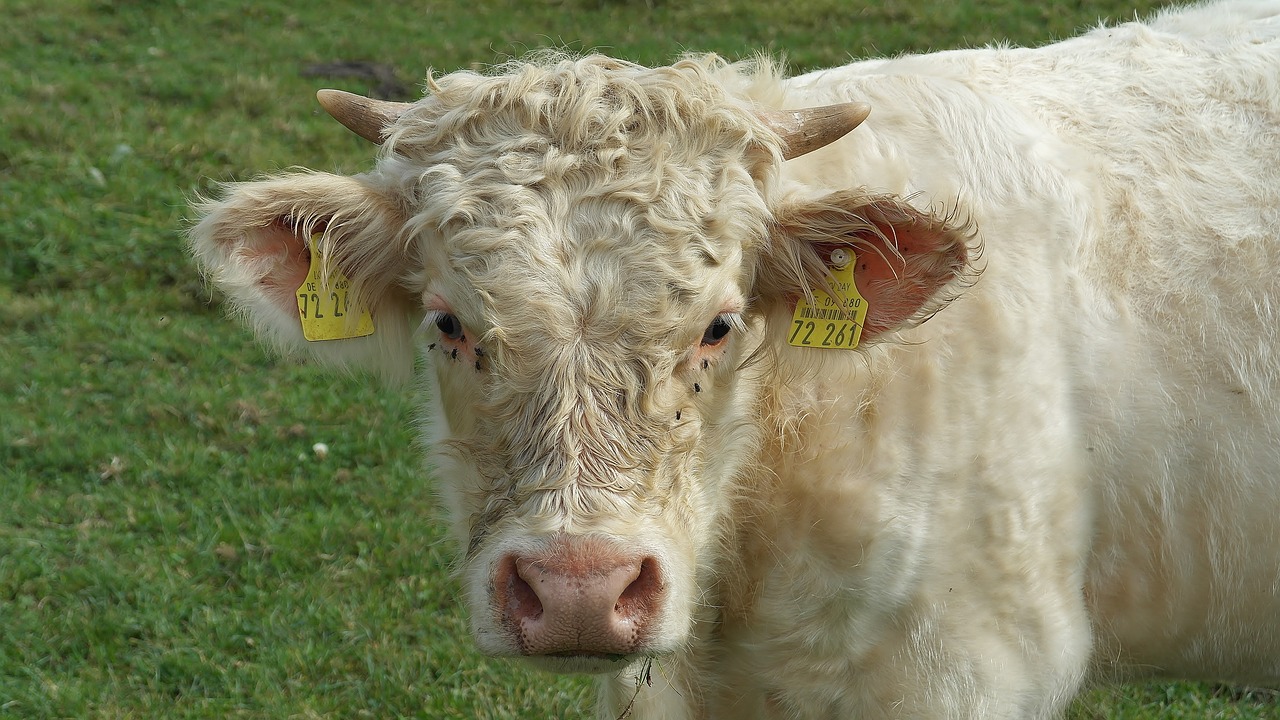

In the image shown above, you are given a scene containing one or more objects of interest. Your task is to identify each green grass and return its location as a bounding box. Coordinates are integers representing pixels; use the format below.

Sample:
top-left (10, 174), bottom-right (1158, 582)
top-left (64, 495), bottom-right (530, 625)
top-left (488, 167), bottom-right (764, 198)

top-left (2, 0), bottom-right (1277, 717)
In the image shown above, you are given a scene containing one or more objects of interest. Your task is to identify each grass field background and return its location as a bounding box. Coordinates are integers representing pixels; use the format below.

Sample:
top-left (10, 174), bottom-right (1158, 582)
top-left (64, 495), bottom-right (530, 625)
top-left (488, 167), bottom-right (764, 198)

top-left (3, 0), bottom-right (1279, 717)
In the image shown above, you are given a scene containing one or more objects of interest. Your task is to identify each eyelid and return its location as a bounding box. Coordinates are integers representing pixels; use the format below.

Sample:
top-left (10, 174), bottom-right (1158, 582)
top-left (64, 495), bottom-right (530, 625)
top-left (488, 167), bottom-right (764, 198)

top-left (419, 308), bottom-right (468, 341)
top-left (699, 311), bottom-right (742, 347)
top-left (423, 292), bottom-right (452, 314)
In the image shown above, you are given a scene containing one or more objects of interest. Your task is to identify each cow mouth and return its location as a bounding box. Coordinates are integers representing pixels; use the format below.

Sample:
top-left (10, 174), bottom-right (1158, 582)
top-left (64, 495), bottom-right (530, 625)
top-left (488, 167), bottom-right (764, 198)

top-left (524, 652), bottom-right (647, 675)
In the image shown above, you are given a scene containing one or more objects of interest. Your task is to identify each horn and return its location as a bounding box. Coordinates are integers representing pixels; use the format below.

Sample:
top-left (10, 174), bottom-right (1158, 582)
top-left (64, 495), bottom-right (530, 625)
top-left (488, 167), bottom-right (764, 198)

top-left (757, 102), bottom-right (871, 160)
top-left (316, 89), bottom-right (413, 145)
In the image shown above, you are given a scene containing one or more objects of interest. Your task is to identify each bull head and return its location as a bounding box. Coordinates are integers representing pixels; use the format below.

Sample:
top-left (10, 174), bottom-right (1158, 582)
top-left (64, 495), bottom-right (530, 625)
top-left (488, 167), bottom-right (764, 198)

top-left (192, 55), bottom-right (969, 685)
top-left (316, 88), bottom-right (870, 160)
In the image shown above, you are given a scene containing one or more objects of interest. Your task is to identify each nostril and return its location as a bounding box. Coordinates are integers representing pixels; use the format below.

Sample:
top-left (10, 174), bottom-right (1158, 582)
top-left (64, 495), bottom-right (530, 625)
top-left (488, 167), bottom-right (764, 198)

top-left (615, 557), bottom-right (662, 619)
top-left (501, 556), bottom-right (543, 621)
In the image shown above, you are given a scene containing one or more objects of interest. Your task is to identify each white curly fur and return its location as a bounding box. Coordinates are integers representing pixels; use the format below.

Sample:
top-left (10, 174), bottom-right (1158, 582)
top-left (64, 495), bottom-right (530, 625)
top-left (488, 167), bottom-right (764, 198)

top-left (190, 2), bottom-right (1280, 717)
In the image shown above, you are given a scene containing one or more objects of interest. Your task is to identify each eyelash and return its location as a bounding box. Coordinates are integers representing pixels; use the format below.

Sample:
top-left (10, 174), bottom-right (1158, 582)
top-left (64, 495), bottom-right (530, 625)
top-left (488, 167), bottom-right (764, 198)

top-left (701, 313), bottom-right (742, 348)
top-left (422, 310), bottom-right (465, 342)
top-left (701, 314), bottom-right (733, 346)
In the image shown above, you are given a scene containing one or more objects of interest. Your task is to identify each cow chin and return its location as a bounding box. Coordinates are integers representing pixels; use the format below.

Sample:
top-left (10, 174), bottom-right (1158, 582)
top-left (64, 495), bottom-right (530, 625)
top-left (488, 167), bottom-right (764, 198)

top-left (466, 532), bottom-right (697, 672)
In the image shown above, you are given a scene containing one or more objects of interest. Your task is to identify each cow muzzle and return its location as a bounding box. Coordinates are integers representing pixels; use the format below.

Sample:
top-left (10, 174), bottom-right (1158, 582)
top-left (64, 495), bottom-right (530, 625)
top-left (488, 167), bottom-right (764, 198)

top-left (491, 535), bottom-right (665, 667)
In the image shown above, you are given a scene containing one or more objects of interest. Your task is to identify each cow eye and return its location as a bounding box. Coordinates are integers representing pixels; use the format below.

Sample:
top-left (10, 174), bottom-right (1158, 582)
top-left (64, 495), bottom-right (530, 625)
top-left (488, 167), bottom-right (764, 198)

top-left (435, 313), bottom-right (464, 341)
top-left (701, 315), bottom-right (732, 346)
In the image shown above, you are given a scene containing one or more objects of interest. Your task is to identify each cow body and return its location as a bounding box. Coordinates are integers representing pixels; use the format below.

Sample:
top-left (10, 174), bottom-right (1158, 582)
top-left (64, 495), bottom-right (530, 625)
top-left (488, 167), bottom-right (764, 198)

top-left (700, 5), bottom-right (1280, 713)
top-left (191, 2), bottom-right (1280, 717)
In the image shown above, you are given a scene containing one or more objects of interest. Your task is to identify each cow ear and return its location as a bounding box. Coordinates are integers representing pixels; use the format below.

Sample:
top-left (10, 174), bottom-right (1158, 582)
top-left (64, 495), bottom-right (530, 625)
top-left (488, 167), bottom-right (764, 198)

top-left (759, 190), bottom-right (974, 343)
top-left (189, 171), bottom-right (420, 382)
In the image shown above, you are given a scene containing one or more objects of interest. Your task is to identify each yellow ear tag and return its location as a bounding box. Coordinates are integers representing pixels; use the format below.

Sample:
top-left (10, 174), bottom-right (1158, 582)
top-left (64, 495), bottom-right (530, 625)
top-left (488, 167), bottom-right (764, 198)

top-left (295, 234), bottom-right (375, 342)
top-left (788, 248), bottom-right (868, 350)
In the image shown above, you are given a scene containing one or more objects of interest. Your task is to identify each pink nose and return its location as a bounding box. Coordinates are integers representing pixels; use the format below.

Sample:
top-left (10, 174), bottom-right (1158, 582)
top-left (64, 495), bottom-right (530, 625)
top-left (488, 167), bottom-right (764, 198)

top-left (494, 538), bottom-right (663, 657)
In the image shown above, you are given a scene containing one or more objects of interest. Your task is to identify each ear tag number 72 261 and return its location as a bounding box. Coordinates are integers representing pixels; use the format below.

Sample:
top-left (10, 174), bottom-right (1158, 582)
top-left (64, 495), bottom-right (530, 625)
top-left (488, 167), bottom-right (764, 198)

top-left (296, 234), bottom-right (375, 342)
top-left (788, 248), bottom-right (868, 350)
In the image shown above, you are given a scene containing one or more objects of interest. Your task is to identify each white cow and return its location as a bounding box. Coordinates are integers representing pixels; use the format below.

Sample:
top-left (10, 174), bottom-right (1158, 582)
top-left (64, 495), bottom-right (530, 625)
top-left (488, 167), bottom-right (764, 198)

top-left (191, 1), bottom-right (1280, 716)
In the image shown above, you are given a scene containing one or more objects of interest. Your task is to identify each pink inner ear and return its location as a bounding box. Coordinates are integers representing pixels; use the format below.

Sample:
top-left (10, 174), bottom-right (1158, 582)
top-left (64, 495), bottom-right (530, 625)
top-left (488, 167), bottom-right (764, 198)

top-left (246, 220), bottom-right (312, 308)
top-left (815, 217), bottom-right (967, 341)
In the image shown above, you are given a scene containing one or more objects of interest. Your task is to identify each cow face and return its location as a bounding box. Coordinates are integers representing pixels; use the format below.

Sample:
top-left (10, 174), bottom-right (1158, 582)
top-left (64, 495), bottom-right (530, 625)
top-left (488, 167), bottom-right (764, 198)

top-left (190, 55), bottom-right (970, 674)
top-left (392, 59), bottom-right (782, 669)
top-left (422, 188), bottom-right (764, 667)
